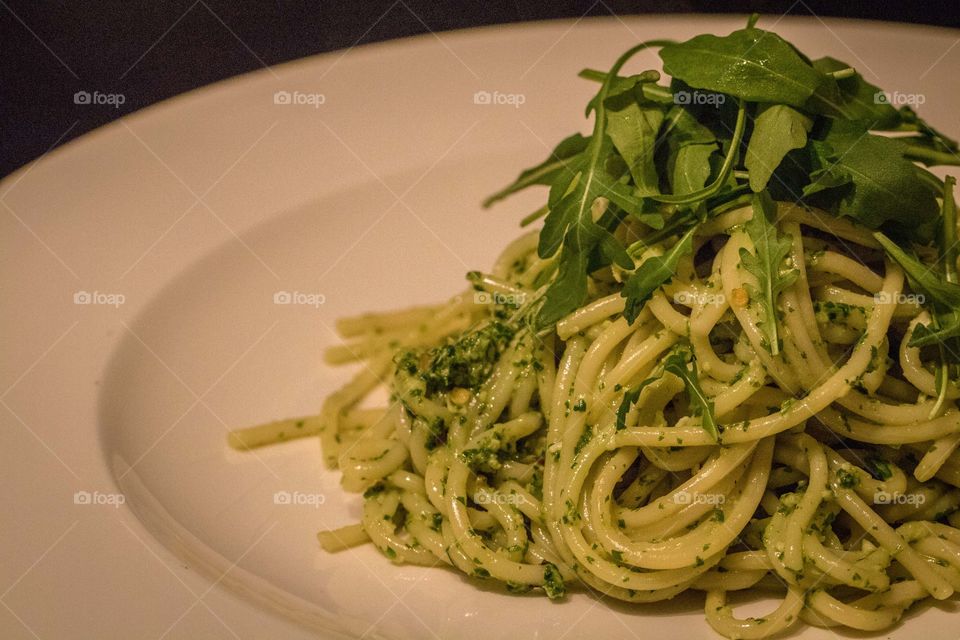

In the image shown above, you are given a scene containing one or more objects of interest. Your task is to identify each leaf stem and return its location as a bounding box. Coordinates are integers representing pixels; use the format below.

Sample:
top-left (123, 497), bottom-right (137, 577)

top-left (625, 188), bottom-right (752, 256)
top-left (827, 67), bottom-right (856, 80)
top-left (942, 176), bottom-right (958, 283)
top-left (933, 175), bottom-right (959, 418)
top-left (578, 68), bottom-right (675, 103)
top-left (520, 205), bottom-right (548, 227)
top-left (903, 145), bottom-right (960, 167)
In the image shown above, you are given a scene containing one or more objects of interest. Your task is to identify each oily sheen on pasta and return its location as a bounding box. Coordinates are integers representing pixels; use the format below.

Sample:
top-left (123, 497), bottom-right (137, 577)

top-left (229, 17), bottom-right (960, 639)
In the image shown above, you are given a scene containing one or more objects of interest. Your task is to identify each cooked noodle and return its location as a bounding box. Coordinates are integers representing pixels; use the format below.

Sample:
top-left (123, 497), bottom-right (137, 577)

top-left (231, 200), bottom-right (960, 638)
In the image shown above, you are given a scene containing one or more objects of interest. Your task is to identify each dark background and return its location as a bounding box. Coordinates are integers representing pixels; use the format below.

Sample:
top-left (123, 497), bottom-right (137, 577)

top-left (3, 1), bottom-right (959, 178)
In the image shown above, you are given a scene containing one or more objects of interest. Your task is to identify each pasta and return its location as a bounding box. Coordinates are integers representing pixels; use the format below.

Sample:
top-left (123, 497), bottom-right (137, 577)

top-left (227, 16), bottom-right (960, 637)
top-left (231, 202), bottom-right (960, 637)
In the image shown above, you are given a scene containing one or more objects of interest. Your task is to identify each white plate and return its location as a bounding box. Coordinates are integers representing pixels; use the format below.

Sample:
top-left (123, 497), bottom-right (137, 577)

top-left (3, 15), bottom-right (960, 640)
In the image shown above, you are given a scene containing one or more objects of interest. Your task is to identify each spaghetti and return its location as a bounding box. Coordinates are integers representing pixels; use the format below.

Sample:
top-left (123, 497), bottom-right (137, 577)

top-left (229, 16), bottom-right (960, 637)
top-left (231, 201), bottom-right (960, 638)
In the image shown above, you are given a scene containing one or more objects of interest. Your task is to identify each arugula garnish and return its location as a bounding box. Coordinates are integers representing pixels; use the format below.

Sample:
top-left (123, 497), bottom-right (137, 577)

top-left (483, 13), bottom-right (960, 335)
top-left (615, 374), bottom-right (662, 431)
top-left (482, 133), bottom-right (589, 208)
top-left (650, 100), bottom-right (747, 205)
top-left (614, 345), bottom-right (718, 441)
top-left (875, 185), bottom-right (960, 418)
top-left (802, 124), bottom-right (942, 239)
top-left (663, 346), bottom-right (719, 442)
top-left (605, 70), bottom-right (665, 196)
top-left (659, 27), bottom-right (824, 108)
top-left (938, 176), bottom-right (960, 407)
top-left (621, 226), bottom-right (696, 323)
top-left (534, 41), bottom-right (674, 326)
top-left (738, 191), bottom-right (798, 355)
top-left (745, 104), bottom-right (811, 193)
top-left (874, 179), bottom-right (960, 356)
top-left (805, 56), bottom-right (899, 125)
top-left (874, 235), bottom-right (960, 350)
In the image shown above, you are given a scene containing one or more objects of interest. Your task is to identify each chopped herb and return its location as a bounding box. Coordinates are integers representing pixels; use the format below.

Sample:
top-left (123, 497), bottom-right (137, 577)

top-left (837, 468), bottom-right (860, 489)
top-left (543, 563), bottom-right (566, 599)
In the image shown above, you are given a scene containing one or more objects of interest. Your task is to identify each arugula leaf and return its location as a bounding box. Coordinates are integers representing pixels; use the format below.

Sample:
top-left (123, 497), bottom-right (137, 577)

top-left (614, 344), bottom-right (718, 439)
top-left (615, 375), bottom-right (662, 431)
top-left (536, 143), bottom-right (640, 327)
top-left (663, 347), bottom-right (719, 441)
top-left (539, 244), bottom-right (592, 327)
top-left (805, 57), bottom-right (900, 125)
top-left (605, 84), bottom-right (665, 196)
top-left (660, 105), bottom-right (718, 196)
top-left (482, 21), bottom-right (960, 335)
top-left (803, 125), bottom-right (940, 240)
top-left (663, 105), bottom-right (717, 147)
top-left (873, 245), bottom-right (960, 352)
top-left (671, 143), bottom-right (717, 195)
top-left (904, 312), bottom-right (960, 374)
top-left (873, 236), bottom-right (960, 309)
top-left (931, 177), bottom-right (960, 413)
top-left (875, 222), bottom-right (960, 351)
top-left (895, 105), bottom-right (959, 155)
top-left (799, 148), bottom-right (852, 198)
top-left (534, 41), bottom-right (676, 326)
top-left (585, 70), bottom-right (655, 115)
top-left (621, 226), bottom-right (697, 323)
top-left (659, 27), bottom-right (824, 107)
top-left (483, 133), bottom-right (589, 208)
top-left (739, 191), bottom-right (798, 355)
top-left (912, 318), bottom-right (960, 351)
top-left (745, 104), bottom-right (812, 192)
top-left (653, 100), bottom-right (748, 204)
